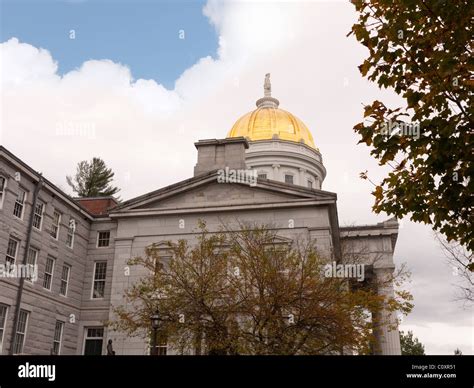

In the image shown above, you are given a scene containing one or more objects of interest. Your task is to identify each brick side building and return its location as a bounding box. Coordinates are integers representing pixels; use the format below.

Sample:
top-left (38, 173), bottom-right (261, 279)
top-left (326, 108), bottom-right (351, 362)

top-left (0, 146), bottom-right (118, 355)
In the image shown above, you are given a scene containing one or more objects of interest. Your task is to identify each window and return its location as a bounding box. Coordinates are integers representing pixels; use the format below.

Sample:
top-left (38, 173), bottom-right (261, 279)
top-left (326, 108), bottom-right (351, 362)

top-left (50, 210), bottom-right (61, 239)
top-left (0, 304), bottom-right (8, 354)
top-left (52, 321), bottom-right (64, 355)
top-left (97, 231), bottom-right (110, 247)
top-left (66, 219), bottom-right (75, 248)
top-left (0, 176), bottom-right (6, 209)
top-left (60, 265), bottom-right (70, 296)
top-left (13, 188), bottom-right (27, 219)
top-left (92, 262), bottom-right (107, 299)
top-left (284, 174), bottom-right (294, 184)
top-left (83, 327), bottom-right (104, 355)
top-left (149, 332), bottom-right (167, 355)
top-left (32, 201), bottom-right (45, 230)
top-left (157, 336), bottom-right (168, 355)
top-left (13, 309), bottom-right (29, 354)
top-left (154, 257), bottom-right (165, 274)
top-left (307, 180), bottom-right (313, 189)
top-left (43, 256), bottom-right (55, 290)
top-left (6, 237), bottom-right (19, 267)
top-left (258, 173), bottom-right (267, 179)
top-left (25, 248), bottom-right (38, 283)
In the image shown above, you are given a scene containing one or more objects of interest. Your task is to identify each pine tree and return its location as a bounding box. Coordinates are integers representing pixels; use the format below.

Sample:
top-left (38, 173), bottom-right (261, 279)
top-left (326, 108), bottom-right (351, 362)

top-left (67, 157), bottom-right (120, 197)
top-left (400, 330), bottom-right (425, 355)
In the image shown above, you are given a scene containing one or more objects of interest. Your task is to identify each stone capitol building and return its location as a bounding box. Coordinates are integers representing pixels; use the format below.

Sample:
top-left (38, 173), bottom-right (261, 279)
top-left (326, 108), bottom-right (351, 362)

top-left (0, 75), bottom-right (401, 355)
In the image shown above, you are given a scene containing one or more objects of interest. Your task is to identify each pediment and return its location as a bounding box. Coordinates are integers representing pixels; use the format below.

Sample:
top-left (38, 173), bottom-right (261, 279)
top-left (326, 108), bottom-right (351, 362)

top-left (113, 172), bottom-right (336, 213)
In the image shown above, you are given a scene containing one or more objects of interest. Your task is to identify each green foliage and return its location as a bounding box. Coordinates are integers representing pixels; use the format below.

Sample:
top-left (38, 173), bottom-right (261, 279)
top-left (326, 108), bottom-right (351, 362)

top-left (400, 330), bottom-right (425, 355)
top-left (67, 157), bottom-right (120, 197)
top-left (349, 1), bottom-right (473, 255)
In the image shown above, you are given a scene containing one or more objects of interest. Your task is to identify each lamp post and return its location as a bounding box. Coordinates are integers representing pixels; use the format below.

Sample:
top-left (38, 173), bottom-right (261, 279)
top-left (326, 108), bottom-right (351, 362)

top-left (150, 311), bottom-right (160, 356)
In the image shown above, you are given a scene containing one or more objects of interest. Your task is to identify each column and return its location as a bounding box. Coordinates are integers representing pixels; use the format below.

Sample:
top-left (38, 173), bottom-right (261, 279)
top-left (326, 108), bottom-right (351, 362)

top-left (372, 265), bottom-right (401, 355)
top-left (299, 168), bottom-right (306, 187)
top-left (107, 238), bottom-right (149, 355)
top-left (272, 164), bottom-right (280, 181)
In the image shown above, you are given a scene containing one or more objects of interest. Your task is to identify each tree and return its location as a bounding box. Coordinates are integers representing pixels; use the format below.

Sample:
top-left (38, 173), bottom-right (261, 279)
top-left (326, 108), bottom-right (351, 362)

top-left (454, 348), bottom-right (462, 355)
top-left (435, 231), bottom-right (473, 304)
top-left (67, 157), bottom-right (120, 197)
top-left (109, 221), bottom-right (412, 355)
top-left (349, 1), bottom-right (473, 255)
top-left (400, 330), bottom-right (425, 355)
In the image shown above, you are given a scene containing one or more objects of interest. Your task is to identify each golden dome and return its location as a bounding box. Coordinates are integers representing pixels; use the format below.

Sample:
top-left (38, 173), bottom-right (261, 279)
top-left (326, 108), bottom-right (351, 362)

top-left (227, 74), bottom-right (316, 149)
top-left (227, 106), bottom-right (316, 149)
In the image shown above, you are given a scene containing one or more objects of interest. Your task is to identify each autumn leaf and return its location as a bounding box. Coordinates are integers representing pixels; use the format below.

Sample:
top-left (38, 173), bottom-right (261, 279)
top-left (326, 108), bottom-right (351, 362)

top-left (350, 0), bottom-right (473, 254)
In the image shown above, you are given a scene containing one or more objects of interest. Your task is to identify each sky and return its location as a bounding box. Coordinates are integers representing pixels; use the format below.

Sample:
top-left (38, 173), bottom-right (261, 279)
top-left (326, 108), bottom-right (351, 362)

top-left (0, 0), bottom-right (472, 354)
top-left (1, 0), bottom-right (217, 89)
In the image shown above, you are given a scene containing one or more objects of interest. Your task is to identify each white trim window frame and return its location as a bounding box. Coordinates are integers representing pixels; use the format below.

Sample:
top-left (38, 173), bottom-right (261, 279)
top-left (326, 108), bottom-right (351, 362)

top-left (6, 237), bottom-right (19, 267)
top-left (0, 175), bottom-right (7, 209)
top-left (32, 201), bottom-right (45, 230)
top-left (156, 336), bottom-right (168, 355)
top-left (59, 264), bottom-right (70, 297)
top-left (66, 218), bottom-right (75, 248)
top-left (83, 327), bottom-right (104, 355)
top-left (26, 247), bottom-right (38, 283)
top-left (50, 209), bottom-right (61, 240)
top-left (52, 321), bottom-right (64, 355)
top-left (96, 231), bottom-right (110, 248)
top-left (13, 188), bottom-right (27, 219)
top-left (43, 256), bottom-right (55, 291)
top-left (0, 304), bottom-right (8, 354)
top-left (91, 261), bottom-right (107, 299)
top-left (13, 309), bottom-right (29, 354)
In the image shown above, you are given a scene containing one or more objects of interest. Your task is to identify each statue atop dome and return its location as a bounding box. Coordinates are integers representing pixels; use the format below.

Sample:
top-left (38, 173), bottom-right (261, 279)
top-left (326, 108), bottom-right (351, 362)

top-left (264, 73), bottom-right (271, 97)
top-left (256, 73), bottom-right (279, 109)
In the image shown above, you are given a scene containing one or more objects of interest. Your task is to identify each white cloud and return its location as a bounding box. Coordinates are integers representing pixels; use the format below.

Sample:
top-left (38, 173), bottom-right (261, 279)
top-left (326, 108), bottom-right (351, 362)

top-left (401, 322), bottom-right (473, 355)
top-left (0, 37), bottom-right (59, 86)
top-left (0, 0), bottom-right (471, 354)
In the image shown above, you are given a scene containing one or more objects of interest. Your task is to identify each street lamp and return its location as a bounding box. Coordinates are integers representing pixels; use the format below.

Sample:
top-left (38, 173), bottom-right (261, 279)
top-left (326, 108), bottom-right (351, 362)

top-left (150, 310), bottom-right (160, 355)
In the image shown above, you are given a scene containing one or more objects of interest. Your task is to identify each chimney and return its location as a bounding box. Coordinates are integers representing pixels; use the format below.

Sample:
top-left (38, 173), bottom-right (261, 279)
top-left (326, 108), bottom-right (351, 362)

top-left (75, 197), bottom-right (118, 216)
top-left (194, 137), bottom-right (249, 176)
